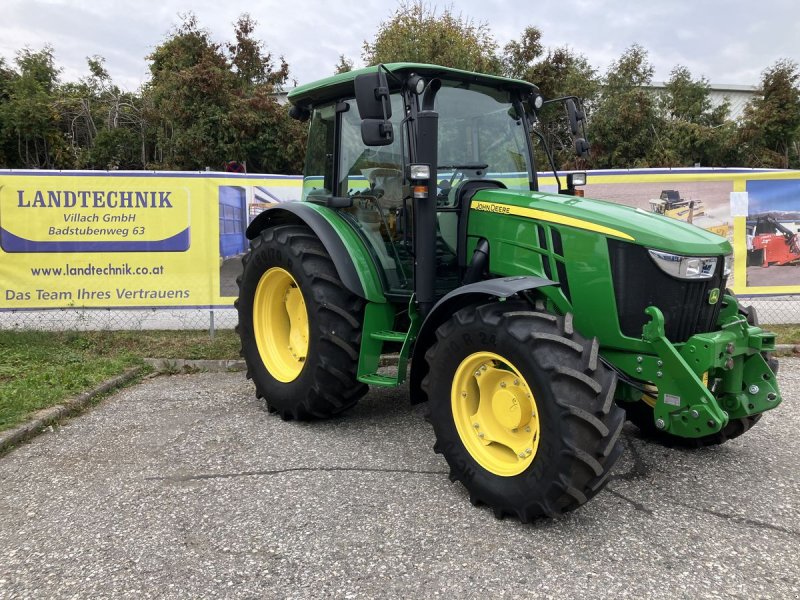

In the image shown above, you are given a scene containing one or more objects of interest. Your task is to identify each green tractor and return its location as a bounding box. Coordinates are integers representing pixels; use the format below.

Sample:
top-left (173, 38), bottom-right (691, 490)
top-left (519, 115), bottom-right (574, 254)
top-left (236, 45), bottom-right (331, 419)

top-left (236, 63), bottom-right (781, 521)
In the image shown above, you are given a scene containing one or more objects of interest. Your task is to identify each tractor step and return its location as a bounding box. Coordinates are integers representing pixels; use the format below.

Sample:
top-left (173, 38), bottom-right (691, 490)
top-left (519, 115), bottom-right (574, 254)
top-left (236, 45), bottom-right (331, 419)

top-left (359, 373), bottom-right (399, 387)
top-left (369, 330), bottom-right (406, 343)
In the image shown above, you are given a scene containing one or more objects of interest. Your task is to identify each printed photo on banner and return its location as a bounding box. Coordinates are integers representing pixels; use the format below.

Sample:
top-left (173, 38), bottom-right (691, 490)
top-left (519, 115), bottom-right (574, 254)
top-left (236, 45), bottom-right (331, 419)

top-left (744, 178), bottom-right (800, 291)
top-left (218, 182), bottom-right (302, 298)
top-left (582, 180), bottom-right (733, 239)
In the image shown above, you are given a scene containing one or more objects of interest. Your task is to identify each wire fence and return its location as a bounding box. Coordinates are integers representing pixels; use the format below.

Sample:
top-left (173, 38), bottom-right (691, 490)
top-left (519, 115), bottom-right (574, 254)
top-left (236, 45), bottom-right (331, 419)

top-left (0, 307), bottom-right (237, 332)
top-left (0, 296), bottom-right (797, 335)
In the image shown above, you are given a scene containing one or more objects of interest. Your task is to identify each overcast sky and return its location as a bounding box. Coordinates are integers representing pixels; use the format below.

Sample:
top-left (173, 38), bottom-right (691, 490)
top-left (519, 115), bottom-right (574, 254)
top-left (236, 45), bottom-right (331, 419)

top-left (0, 0), bottom-right (798, 92)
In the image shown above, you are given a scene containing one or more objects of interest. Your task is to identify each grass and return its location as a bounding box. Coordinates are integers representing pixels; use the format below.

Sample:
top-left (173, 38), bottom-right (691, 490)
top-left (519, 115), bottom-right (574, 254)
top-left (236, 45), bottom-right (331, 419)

top-left (769, 324), bottom-right (800, 346)
top-left (0, 329), bottom-right (240, 432)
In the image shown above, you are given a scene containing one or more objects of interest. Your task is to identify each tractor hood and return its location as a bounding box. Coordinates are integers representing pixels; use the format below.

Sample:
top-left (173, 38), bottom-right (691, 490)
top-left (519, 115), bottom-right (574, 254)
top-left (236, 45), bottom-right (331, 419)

top-left (471, 188), bottom-right (732, 256)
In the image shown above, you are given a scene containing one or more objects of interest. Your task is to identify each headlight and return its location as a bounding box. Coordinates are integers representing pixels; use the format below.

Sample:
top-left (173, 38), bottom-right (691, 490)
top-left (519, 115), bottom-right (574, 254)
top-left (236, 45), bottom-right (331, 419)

top-left (648, 250), bottom-right (718, 280)
top-left (723, 254), bottom-right (732, 278)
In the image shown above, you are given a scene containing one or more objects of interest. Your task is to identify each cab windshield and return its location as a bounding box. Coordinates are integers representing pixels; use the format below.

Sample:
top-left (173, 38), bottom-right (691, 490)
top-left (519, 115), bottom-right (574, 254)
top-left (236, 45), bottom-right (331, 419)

top-left (433, 81), bottom-right (533, 200)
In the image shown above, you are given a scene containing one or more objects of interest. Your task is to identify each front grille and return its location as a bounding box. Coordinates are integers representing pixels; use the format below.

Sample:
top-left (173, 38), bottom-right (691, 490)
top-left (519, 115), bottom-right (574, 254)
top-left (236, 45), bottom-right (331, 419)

top-left (608, 240), bottom-right (726, 343)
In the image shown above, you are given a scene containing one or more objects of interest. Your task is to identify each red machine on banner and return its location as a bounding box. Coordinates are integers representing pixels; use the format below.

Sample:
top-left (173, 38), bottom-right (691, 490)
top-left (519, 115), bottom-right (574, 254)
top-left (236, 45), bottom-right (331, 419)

top-left (750, 215), bottom-right (800, 267)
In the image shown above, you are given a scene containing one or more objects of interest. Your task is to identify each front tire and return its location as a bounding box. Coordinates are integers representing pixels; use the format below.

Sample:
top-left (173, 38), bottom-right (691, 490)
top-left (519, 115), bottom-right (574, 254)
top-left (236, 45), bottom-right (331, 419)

top-left (236, 225), bottom-right (367, 420)
top-left (422, 301), bottom-right (625, 521)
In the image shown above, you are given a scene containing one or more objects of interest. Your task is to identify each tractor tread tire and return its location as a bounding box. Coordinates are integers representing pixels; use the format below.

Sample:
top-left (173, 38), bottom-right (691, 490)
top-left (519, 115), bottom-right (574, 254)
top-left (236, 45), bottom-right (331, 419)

top-left (422, 300), bottom-right (625, 522)
top-left (236, 224), bottom-right (367, 420)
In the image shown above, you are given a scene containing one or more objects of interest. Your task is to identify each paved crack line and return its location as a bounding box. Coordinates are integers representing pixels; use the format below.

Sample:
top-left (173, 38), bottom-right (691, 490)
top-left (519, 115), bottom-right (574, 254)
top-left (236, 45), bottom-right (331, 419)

top-left (145, 466), bottom-right (449, 483)
top-left (608, 434), bottom-right (651, 483)
top-left (670, 500), bottom-right (800, 540)
top-left (605, 487), bottom-right (654, 514)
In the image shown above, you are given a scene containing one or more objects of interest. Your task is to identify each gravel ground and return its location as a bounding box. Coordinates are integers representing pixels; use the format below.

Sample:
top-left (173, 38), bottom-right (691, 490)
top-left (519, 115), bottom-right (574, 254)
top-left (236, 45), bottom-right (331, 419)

top-left (1, 360), bottom-right (799, 599)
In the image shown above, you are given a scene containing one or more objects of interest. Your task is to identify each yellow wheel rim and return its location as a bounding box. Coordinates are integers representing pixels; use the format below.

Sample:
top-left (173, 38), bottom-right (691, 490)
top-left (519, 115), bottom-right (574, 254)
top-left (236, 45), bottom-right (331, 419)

top-left (253, 267), bottom-right (309, 383)
top-left (451, 352), bottom-right (540, 477)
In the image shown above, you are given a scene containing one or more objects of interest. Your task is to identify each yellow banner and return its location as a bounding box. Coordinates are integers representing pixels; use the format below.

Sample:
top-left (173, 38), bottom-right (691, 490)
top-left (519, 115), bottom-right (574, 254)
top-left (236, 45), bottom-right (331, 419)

top-left (0, 172), bottom-right (302, 309)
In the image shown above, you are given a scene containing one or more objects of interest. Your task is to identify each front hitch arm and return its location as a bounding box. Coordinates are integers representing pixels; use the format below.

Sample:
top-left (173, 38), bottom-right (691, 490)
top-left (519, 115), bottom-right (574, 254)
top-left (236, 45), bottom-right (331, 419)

top-left (639, 307), bottom-right (728, 437)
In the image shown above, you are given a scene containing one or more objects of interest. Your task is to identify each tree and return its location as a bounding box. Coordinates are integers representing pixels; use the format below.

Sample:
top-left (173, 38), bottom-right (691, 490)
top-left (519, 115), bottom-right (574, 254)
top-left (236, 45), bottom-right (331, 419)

top-left (363, 1), bottom-right (502, 74)
top-left (502, 28), bottom-right (599, 170)
top-left (144, 13), bottom-right (304, 173)
top-left (144, 15), bottom-right (235, 169)
top-left (0, 57), bottom-right (18, 165)
top-left (226, 14), bottom-right (290, 89)
top-left (0, 46), bottom-right (67, 168)
top-left (589, 45), bottom-right (664, 168)
top-left (334, 55), bottom-right (354, 75)
top-left (57, 56), bottom-right (146, 169)
top-left (740, 59), bottom-right (800, 168)
top-left (657, 65), bottom-right (737, 167)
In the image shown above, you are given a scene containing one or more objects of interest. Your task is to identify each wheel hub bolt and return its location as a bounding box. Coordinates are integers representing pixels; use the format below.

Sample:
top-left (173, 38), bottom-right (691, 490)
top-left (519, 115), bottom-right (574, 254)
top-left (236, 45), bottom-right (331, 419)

top-left (525, 448), bottom-right (532, 455)
top-left (655, 418), bottom-right (666, 430)
top-left (725, 358), bottom-right (735, 369)
top-left (513, 379), bottom-right (520, 386)
top-left (726, 343), bottom-right (735, 354)
top-left (475, 371), bottom-right (481, 377)
top-left (500, 382), bottom-right (507, 388)
top-left (481, 365), bottom-right (487, 371)
top-left (690, 409), bottom-right (699, 419)
top-left (748, 384), bottom-right (759, 395)
top-left (518, 452), bottom-right (526, 458)
top-left (473, 423), bottom-right (480, 429)
top-left (525, 426), bottom-right (531, 432)
top-left (478, 433), bottom-right (485, 438)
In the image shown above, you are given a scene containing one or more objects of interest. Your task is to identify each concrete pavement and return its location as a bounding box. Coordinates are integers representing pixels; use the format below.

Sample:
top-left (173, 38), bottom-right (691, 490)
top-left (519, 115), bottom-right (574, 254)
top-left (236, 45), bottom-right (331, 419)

top-left (1, 362), bottom-right (799, 599)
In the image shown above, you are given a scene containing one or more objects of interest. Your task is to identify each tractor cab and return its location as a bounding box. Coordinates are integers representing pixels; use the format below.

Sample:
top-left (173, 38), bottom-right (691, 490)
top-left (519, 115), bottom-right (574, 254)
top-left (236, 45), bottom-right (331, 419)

top-left (293, 65), bottom-right (544, 304)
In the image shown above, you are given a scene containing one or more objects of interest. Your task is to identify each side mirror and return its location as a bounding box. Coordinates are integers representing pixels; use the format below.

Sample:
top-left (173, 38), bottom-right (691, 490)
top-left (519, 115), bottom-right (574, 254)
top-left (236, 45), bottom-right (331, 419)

top-left (354, 70), bottom-right (393, 146)
top-left (289, 104), bottom-right (311, 122)
top-left (574, 138), bottom-right (590, 158)
top-left (566, 99), bottom-right (585, 135)
top-left (361, 120), bottom-right (394, 146)
top-left (355, 71), bottom-right (392, 120)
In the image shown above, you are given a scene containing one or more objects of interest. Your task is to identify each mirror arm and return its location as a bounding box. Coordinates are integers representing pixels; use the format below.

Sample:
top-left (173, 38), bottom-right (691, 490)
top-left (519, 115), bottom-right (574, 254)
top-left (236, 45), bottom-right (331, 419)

top-left (531, 127), bottom-right (562, 193)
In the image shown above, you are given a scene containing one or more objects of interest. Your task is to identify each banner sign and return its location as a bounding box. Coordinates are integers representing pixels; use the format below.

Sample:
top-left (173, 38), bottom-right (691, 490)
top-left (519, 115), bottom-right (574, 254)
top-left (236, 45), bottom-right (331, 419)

top-left (0, 171), bottom-right (301, 310)
top-left (0, 169), bottom-right (796, 313)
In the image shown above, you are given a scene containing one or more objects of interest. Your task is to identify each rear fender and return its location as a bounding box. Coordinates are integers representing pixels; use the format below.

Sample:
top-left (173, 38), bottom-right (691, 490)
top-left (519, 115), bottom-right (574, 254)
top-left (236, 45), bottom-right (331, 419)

top-left (247, 202), bottom-right (386, 304)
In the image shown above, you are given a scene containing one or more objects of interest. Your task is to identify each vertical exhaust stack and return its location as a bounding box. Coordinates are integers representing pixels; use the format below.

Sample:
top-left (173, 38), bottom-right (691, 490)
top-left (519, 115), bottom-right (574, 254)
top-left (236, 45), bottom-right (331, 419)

top-left (414, 78), bottom-right (441, 318)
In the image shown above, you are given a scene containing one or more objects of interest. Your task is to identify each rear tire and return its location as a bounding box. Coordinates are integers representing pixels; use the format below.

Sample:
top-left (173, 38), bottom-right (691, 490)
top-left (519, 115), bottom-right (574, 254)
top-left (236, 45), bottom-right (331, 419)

top-left (236, 225), bottom-right (367, 420)
top-left (422, 301), bottom-right (625, 521)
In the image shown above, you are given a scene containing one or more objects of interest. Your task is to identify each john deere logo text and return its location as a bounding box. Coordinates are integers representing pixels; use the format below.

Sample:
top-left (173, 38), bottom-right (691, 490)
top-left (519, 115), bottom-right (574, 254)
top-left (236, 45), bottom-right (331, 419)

top-left (472, 201), bottom-right (510, 214)
top-left (708, 288), bottom-right (720, 305)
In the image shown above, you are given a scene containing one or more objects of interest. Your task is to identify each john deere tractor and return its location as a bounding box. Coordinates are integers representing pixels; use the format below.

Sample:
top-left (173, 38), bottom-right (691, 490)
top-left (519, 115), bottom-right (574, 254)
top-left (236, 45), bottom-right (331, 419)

top-left (236, 64), bottom-right (781, 521)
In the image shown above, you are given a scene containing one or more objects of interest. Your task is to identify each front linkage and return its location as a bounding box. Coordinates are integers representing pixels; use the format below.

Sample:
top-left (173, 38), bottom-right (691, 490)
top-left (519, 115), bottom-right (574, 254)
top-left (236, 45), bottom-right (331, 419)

top-left (608, 293), bottom-right (780, 439)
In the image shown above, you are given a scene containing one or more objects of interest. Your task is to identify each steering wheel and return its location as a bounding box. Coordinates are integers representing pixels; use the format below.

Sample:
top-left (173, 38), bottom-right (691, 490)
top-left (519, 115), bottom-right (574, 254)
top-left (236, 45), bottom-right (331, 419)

top-left (437, 163), bottom-right (489, 205)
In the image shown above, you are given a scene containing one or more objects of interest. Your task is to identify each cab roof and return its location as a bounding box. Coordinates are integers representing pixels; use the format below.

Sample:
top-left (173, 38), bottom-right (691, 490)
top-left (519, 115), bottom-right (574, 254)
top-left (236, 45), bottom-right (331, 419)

top-left (287, 63), bottom-right (539, 108)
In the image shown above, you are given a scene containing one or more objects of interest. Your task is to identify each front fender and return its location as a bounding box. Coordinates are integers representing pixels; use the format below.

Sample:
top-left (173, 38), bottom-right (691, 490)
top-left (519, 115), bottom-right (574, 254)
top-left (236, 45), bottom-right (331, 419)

top-left (247, 202), bottom-right (386, 304)
top-left (409, 276), bottom-right (556, 404)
